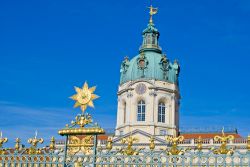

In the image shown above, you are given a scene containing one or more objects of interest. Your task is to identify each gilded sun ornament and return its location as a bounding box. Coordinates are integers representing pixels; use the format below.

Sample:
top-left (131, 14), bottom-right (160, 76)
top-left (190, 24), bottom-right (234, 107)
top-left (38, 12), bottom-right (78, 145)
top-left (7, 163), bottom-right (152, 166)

top-left (70, 82), bottom-right (99, 113)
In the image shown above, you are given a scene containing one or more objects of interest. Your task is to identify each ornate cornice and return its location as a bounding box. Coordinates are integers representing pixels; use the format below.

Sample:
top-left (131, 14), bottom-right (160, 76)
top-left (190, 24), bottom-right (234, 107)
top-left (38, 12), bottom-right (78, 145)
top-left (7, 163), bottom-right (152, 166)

top-left (117, 88), bottom-right (134, 96)
top-left (148, 86), bottom-right (180, 95)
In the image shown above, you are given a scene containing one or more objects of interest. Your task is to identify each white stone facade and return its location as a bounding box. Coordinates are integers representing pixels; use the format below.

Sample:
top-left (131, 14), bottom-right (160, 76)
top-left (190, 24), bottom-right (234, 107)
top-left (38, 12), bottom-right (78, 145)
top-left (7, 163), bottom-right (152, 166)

top-left (115, 79), bottom-right (180, 138)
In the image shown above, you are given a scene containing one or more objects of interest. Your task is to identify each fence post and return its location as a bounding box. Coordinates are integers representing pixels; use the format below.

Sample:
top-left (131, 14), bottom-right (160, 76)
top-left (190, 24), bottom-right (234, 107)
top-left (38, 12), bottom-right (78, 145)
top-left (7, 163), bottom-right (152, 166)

top-left (92, 135), bottom-right (97, 167)
top-left (63, 135), bottom-right (68, 167)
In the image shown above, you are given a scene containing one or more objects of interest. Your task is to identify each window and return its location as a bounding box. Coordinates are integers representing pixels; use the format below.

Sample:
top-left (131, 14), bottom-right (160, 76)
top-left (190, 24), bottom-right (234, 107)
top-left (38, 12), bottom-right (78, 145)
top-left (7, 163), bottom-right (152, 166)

top-left (146, 35), bottom-right (151, 44)
top-left (137, 100), bottom-right (145, 121)
top-left (152, 34), bottom-right (156, 44)
top-left (159, 129), bottom-right (166, 135)
top-left (158, 102), bottom-right (165, 123)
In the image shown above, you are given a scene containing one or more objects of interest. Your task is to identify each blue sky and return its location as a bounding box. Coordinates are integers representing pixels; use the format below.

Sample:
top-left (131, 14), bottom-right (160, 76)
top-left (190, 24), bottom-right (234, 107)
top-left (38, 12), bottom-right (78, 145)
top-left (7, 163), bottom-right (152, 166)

top-left (0, 0), bottom-right (250, 146)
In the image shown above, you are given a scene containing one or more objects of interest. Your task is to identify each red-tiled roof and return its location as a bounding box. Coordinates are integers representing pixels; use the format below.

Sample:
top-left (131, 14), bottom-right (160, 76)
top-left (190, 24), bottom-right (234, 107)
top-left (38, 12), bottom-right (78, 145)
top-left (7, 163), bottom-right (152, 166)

top-left (181, 133), bottom-right (242, 139)
top-left (71, 133), bottom-right (242, 141)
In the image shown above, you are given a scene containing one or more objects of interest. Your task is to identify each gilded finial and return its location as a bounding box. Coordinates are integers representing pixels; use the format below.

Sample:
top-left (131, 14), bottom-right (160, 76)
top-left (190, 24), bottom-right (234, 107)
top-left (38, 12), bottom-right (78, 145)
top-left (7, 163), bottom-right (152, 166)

top-left (148, 4), bottom-right (158, 24)
top-left (106, 137), bottom-right (113, 151)
top-left (213, 128), bottom-right (235, 155)
top-left (0, 131), bottom-right (8, 148)
top-left (15, 138), bottom-right (21, 150)
top-left (149, 136), bottom-right (155, 150)
top-left (27, 131), bottom-right (44, 154)
top-left (70, 82), bottom-right (99, 113)
top-left (196, 136), bottom-right (203, 151)
top-left (165, 135), bottom-right (186, 155)
top-left (49, 136), bottom-right (56, 150)
top-left (0, 132), bottom-right (8, 154)
top-left (120, 136), bottom-right (141, 155)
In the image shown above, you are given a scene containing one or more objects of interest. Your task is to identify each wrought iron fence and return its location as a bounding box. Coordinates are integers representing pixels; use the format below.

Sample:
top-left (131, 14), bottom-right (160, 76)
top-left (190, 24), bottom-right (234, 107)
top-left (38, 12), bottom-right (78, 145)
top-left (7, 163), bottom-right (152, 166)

top-left (0, 149), bottom-right (250, 167)
top-left (1, 83), bottom-right (250, 167)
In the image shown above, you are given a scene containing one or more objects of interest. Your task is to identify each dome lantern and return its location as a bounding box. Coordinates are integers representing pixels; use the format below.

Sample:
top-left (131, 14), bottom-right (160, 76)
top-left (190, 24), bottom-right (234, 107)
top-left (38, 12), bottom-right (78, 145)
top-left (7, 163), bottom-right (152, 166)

top-left (139, 5), bottom-right (162, 53)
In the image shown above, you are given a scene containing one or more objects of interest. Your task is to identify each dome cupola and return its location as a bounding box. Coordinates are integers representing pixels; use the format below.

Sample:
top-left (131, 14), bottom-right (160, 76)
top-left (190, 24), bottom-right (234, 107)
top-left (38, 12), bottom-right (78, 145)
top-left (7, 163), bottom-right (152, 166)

top-left (119, 6), bottom-right (180, 85)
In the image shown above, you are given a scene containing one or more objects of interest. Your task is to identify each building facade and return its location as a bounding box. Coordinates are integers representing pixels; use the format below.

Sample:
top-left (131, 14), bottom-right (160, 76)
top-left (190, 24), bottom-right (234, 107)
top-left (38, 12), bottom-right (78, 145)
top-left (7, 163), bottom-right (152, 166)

top-left (115, 11), bottom-right (180, 139)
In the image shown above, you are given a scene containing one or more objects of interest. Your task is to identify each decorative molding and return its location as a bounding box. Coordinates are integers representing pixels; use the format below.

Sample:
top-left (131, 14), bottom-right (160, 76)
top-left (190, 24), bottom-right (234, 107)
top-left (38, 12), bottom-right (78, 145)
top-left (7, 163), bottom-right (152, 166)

top-left (128, 79), bottom-right (155, 88)
top-left (149, 90), bottom-right (157, 96)
top-left (117, 88), bottom-right (134, 95)
top-left (148, 86), bottom-right (179, 95)
top-left (135, 83), bottom-right (147, 95)
top-left (116, 123), bottom-right (176, 130)
top-left (113, 129), bottom-right (167, 144)
top-left (127, 92), bottom-right (133, 98)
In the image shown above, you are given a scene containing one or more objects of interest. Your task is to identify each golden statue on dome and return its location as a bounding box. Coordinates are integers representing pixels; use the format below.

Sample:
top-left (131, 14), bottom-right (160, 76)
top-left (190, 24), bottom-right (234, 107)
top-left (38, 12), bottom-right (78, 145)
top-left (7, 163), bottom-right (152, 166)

top-left (70, 82), bottom-right (99, 113)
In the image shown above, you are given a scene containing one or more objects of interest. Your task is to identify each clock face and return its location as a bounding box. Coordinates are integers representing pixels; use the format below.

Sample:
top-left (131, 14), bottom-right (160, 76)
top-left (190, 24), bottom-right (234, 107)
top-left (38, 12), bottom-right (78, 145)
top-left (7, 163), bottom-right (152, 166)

top-left (135, 83), bottom-right (147, 95)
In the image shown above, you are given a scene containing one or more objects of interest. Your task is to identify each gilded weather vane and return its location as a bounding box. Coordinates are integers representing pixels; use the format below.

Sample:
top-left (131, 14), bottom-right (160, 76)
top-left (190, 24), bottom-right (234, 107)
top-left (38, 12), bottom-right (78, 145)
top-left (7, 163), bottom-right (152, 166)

top-left (148, 1), bottom-right (158, 24)
top-left (70, 82), bottom-right (99, 113)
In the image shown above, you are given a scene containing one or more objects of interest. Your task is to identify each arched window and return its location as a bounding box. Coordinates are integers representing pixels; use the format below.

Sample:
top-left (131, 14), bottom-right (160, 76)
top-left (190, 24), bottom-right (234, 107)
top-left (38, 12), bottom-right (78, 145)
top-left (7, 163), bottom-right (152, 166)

top-left (137, 100), bottom-right (145, 121)
top-left (158, 102), bottom-right (165, 123)
top-left (146, 35), bottom-right (151, 44)
top-left (152, 34), bottom-right (156, 45)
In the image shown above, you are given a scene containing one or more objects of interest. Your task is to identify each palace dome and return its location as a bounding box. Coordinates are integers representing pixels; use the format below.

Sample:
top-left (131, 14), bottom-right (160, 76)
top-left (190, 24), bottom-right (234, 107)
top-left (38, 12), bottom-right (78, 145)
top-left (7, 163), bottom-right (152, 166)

top-left (119, 23), bottom-right (180, 85)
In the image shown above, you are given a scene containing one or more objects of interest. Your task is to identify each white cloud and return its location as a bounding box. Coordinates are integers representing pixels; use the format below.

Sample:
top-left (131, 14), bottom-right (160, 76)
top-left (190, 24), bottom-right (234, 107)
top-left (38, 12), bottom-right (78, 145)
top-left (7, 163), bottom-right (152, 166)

top-left (0, 102), bottom-right (117, 147)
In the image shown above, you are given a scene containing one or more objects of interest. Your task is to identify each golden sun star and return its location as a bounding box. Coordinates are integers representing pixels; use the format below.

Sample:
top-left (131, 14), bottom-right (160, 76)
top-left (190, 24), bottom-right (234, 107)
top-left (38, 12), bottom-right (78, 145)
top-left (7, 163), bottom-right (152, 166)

top-left (70, 82), bottom-right (99, 113)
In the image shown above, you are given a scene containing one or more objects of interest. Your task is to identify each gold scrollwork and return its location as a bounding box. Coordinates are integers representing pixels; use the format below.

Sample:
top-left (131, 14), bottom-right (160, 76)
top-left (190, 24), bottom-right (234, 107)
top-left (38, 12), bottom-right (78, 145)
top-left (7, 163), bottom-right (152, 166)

top-left (73, 114), bottom-right (92, 128)
top-left (68, 136), bottom-right (93, 155)
top-left (165, 135), bottom-right (187, 155)
top-left (212, 129), bottom-right (234, 155)
top-left (119, 136), bottom-right (142, 155)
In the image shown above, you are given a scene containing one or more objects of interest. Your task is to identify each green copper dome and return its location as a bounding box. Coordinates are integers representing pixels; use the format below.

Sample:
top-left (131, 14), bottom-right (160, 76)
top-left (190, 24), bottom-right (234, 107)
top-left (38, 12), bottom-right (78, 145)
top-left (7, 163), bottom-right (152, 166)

top-left (120, 23), bottom-right (180, 85)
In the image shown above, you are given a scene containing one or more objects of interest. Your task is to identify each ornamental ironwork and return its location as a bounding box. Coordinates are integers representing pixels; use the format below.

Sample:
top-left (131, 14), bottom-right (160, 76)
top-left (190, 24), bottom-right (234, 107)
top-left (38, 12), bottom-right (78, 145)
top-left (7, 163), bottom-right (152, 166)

top-left (0, 83), bottom-right (250, 167)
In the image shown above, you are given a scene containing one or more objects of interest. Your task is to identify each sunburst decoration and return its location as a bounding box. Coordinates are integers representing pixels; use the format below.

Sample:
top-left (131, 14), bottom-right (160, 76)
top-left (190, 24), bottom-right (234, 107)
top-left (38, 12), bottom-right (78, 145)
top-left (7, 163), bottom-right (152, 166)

top-left (70, 82), bottom-right (99, 113)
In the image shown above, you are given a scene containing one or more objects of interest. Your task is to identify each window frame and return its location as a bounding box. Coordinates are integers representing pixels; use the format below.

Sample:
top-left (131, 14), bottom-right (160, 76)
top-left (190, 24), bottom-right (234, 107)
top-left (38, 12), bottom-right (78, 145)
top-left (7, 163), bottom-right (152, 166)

top-left (158, 102), bottom-right (166, 123)
top-left (137, 100), bottom-right (146, 122)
